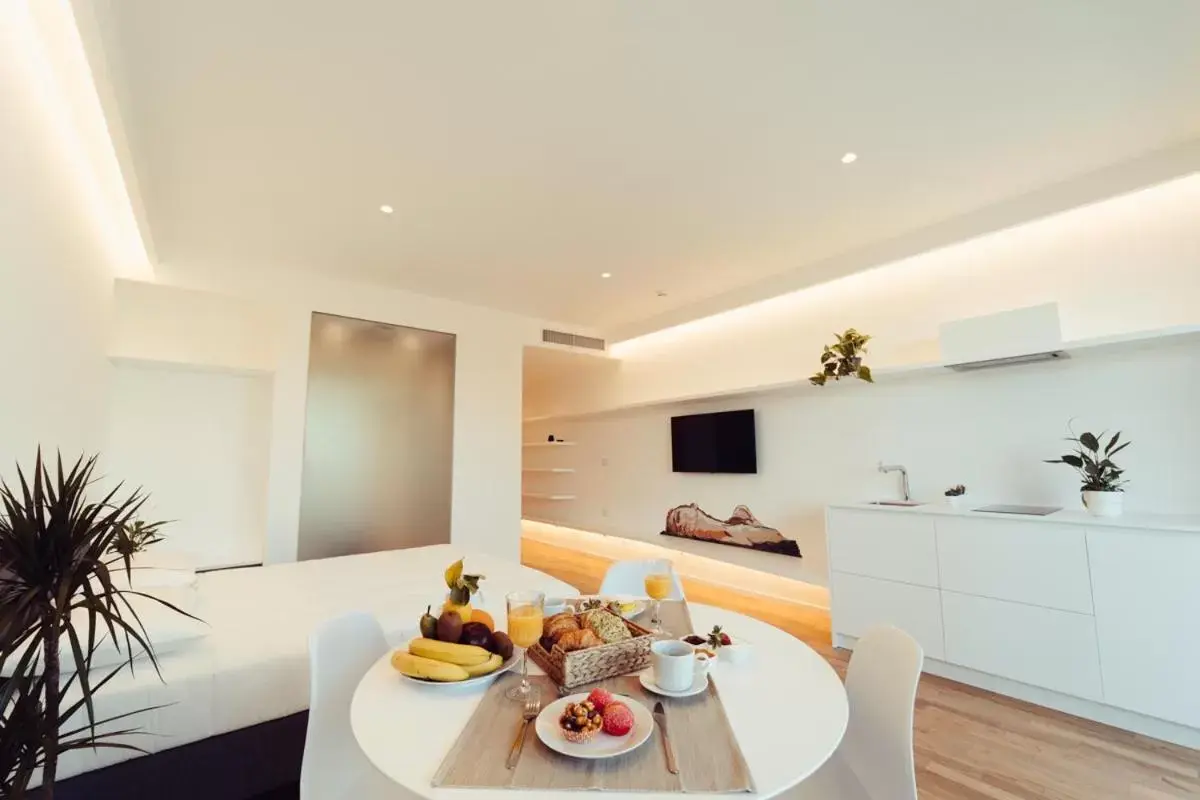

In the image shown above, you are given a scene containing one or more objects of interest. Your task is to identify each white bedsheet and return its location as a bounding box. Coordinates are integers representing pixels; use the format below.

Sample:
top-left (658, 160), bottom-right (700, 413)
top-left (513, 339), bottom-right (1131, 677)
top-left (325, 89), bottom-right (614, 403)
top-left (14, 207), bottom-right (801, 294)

top-left (55, 545), bottom-right (579, 780)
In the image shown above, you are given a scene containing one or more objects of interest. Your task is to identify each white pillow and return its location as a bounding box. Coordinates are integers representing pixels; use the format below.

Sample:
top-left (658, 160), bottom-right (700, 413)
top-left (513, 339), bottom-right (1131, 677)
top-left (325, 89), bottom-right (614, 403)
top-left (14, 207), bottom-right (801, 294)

top-left (1, 590), bottom-right (208, 676)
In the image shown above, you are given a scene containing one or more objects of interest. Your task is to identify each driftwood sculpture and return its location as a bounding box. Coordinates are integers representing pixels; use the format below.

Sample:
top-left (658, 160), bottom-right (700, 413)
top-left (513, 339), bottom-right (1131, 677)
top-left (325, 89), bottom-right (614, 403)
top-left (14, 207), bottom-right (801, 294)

top-left (662, 503), bottom-right (802, 558)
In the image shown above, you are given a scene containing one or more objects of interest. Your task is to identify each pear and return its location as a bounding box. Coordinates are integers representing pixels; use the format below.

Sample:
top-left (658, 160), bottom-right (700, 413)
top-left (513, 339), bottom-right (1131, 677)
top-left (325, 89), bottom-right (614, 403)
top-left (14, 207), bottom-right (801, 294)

top-left (419, 605), bottom-right (438, 640)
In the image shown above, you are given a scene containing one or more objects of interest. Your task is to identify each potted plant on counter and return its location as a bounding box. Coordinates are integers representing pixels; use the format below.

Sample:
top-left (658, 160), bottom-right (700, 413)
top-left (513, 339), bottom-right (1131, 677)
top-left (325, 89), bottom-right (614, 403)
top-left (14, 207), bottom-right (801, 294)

top-left (943, 485), bottom-right (968, 509)
top-left (1045, 428), bottom-right (1130, 517)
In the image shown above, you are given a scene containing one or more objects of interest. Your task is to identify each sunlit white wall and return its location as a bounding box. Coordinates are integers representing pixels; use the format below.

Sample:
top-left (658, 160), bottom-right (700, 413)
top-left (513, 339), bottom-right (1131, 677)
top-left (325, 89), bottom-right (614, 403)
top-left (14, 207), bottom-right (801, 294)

top-left (0, 0), bottom-right (149, 462)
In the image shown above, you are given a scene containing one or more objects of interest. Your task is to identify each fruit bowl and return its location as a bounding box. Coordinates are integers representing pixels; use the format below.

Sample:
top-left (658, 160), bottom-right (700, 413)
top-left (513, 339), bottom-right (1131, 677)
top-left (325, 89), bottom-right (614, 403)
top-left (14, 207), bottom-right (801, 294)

top-left (391, 638), bottom-right (518, 690)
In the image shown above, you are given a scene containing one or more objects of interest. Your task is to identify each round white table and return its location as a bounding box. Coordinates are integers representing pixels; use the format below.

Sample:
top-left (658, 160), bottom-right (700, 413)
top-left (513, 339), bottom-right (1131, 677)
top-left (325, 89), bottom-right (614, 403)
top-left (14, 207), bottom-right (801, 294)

top-left (352, 602), bottom-right (849, 799)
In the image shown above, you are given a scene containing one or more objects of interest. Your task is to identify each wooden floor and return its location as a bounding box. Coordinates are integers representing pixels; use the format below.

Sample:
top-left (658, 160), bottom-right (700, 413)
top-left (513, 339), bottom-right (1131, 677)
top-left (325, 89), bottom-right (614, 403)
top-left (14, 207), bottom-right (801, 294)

top-left (522, 537), bottom-right (1200, 800)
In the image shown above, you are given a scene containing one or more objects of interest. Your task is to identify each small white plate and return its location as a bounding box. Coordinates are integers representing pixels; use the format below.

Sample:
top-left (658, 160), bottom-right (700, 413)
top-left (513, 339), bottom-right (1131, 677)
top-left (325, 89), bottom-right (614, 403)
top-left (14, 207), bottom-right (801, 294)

top-left (572, 595), bottom-right (649, 620)
top-left (535, 694), bottom-right (654, 760)
top-left (638, 671), bottom-right (710, 698)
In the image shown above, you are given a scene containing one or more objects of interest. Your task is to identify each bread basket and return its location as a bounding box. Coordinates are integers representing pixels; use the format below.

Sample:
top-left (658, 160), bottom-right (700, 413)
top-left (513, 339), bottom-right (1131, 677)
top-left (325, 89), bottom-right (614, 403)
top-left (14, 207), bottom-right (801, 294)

top-left (527, 611), bottom-right (655, 689)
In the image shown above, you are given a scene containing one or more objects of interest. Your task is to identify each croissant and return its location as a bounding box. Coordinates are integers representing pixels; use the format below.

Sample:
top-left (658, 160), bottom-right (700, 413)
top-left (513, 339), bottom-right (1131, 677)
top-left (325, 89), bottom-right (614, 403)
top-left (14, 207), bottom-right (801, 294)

top-left (544, 612), bottom-right (581, 641)
top-left (555, 628), bottom-right (603, 653)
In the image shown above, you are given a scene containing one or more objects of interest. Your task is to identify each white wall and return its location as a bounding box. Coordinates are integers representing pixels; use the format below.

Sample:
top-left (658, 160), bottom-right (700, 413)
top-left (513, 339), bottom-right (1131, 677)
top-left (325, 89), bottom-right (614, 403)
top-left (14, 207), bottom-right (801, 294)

top-left (113, 271), bottom-right (580, 564)
top-left (524, 337), bottom-right (1200, 588)
top-left (528, 174), bottom-right (1200, 419)
top-left (105, 361), bottom-right (273, 569)
top-left (0, 2), bottom-right (147, 462)
top-left (523, 174), bottom-right (1200, 587)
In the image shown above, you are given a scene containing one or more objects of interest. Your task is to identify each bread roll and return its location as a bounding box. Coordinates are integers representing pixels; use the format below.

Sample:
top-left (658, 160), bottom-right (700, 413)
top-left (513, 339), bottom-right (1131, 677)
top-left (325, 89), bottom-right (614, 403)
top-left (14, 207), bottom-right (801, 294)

top-left (583, 610), bottom-right (632, 644)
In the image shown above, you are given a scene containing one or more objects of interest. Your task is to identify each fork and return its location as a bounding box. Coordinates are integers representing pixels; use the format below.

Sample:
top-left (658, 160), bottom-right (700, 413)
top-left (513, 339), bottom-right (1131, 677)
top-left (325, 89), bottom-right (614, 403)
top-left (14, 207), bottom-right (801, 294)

top-left (506, 689), bottom-right (542, 770)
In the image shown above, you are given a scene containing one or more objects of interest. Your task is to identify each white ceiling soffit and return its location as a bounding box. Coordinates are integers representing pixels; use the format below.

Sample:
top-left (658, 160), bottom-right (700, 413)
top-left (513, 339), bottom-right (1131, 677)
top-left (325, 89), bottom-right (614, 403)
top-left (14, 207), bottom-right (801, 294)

top-left (85, 0), bottom-right (1200, 332)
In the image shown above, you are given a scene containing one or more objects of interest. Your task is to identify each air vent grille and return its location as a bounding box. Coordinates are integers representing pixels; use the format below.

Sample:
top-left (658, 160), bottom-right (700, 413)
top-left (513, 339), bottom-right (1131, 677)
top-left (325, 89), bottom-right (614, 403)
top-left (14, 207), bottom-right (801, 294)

top-left (542, 329), bottom-right (606, 351)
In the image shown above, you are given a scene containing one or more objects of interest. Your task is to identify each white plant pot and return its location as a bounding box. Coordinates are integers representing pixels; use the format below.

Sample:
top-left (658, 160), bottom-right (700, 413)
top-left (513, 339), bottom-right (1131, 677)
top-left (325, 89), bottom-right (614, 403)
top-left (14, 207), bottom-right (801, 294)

top-left (944, 495), bottom-right (967, 509)
top-left (1082, 490), bottom-right (1124, 518)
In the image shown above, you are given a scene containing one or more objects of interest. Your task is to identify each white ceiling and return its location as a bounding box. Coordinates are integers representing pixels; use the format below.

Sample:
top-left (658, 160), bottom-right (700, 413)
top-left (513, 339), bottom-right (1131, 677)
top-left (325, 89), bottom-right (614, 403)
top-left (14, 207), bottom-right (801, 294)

top-left (85, 0), bottom-right (1200, 335)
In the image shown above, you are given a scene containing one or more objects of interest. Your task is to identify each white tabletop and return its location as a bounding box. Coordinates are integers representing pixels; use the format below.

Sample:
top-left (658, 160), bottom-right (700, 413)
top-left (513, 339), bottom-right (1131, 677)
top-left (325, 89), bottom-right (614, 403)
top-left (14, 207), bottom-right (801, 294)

top-left (352, 603), bottom-right (849, 800)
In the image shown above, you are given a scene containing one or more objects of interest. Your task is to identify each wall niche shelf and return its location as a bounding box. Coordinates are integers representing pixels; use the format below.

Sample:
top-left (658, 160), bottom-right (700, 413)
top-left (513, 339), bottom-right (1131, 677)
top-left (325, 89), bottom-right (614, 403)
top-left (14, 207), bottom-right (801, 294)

top-left (522, 493), bottom-right (577, 501)
top-left (523, 441), bottom-right (576, 447)
top-left (522, 468), bottom-right (576, 474)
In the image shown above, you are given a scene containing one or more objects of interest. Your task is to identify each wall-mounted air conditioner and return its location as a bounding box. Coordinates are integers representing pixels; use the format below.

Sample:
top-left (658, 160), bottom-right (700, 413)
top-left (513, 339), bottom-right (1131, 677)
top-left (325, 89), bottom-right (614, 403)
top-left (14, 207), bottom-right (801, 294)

top-left (939, 303), bottom-right (1067, 372)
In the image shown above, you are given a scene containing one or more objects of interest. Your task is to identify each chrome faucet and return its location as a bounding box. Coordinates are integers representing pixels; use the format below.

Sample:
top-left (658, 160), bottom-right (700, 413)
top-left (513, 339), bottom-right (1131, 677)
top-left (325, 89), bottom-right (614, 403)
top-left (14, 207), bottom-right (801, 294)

top-left (878, 462), bottom-right (911, 501)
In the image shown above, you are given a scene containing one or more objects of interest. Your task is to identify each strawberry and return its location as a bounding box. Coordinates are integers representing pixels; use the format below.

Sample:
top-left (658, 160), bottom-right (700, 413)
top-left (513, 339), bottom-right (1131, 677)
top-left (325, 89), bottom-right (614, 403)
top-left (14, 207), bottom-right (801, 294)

top-left (602, 702), bottom-right (634, 736)
top-left (719, 633), bottom-right (732, 646)
top-left (586, 688), bottom-right (614, 712)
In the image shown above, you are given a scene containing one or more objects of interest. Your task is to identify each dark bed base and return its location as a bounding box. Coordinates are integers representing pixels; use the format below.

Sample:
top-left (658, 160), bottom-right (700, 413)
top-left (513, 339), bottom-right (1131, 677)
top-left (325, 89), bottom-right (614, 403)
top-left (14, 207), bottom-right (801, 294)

top-left (51, 712), bottom-right (307, 800)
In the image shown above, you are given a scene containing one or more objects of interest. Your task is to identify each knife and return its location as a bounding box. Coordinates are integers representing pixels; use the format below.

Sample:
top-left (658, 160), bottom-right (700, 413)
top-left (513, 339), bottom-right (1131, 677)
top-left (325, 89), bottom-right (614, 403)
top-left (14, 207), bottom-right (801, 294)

top-left (653, 701), bottom-right (680, 775)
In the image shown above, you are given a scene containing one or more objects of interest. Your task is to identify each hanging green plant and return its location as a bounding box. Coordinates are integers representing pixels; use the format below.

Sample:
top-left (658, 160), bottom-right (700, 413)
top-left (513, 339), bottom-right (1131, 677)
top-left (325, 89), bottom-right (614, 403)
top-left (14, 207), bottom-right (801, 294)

top-left (810, 328), bottom-right (874, 386)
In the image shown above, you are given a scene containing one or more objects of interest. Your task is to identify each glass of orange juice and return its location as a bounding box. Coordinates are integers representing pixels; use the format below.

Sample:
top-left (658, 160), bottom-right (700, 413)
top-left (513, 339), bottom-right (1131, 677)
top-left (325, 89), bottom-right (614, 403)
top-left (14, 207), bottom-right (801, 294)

top-left (643, 560), bottom-right (675, 636)
top-left (505, 590), bottom-right (545, 701)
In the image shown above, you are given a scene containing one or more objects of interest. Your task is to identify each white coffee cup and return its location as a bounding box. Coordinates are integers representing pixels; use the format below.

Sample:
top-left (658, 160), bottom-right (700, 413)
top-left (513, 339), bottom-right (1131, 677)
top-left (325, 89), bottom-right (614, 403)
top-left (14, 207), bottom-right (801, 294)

top-left (651, 639), bottom-right (711, 692)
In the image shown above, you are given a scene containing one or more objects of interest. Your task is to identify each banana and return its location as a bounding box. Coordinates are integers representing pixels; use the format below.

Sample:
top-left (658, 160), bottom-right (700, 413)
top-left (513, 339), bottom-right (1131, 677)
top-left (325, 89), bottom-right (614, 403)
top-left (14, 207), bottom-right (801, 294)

top-left (462, 652), bottom-right (503, 678)
top-left (408, 637), bottom-right (492, 667)
top-left (390, 651), bottom-right (469, 682)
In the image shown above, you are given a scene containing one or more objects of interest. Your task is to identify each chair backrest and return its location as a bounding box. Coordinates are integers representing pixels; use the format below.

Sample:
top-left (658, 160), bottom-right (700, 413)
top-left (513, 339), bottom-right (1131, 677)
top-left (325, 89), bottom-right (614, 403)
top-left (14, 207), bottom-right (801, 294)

top-left (301, 612), bottom-right (388, 800)
top-left (839, 626), bottom-right (924, 800)
top-left (599, 559), bottom-right (686, 600)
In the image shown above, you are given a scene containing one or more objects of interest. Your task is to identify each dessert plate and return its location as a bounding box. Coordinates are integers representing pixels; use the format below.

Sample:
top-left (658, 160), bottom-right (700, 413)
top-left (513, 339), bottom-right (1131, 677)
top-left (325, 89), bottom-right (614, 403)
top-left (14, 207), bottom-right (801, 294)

top-left (535, 693), bottom-right (654, 760)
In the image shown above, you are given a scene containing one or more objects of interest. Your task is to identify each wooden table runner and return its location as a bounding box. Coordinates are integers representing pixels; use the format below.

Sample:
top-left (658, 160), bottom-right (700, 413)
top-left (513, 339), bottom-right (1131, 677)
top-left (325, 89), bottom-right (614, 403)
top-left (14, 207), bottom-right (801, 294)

top-left (432, 602), bottom-right (754, 794)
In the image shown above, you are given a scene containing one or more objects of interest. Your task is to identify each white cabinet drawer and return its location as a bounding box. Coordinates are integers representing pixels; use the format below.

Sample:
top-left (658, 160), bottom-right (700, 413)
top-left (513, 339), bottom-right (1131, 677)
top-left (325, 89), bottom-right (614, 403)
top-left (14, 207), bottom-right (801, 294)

top-left (1088, 529), bottom-right (1200, 728)
top-left (828, 509), bottom-right (939, 587)
top-left (830, 571), bottom-right (944, 659)
top-left (942, 590), bottom-right (1102, 701)
top-left (935, 518), bottom-right (1093, 614)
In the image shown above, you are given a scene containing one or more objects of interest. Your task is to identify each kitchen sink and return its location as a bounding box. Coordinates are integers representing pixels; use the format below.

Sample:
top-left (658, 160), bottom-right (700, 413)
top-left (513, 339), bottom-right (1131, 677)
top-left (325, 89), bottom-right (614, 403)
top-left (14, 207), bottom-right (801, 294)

top-left (867, 500), bottom-right (925, 507)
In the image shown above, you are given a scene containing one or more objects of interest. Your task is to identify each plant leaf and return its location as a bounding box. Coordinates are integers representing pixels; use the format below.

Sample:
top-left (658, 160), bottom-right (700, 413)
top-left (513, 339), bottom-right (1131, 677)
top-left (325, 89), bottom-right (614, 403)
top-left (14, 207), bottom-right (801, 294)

top-left (1079, 432), bottom-right (1100, 453)
top-left (1104, 431), bottom-right (1121, 454)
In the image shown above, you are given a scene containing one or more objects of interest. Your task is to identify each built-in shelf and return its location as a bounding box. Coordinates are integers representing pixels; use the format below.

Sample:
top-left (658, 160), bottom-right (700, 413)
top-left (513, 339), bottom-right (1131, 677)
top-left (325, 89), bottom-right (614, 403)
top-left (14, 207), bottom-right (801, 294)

top-left (522, 493), bottom-right (577, 501)
top-left (522, 468), bottom-right (576, 473)
top-left (524, 323), bottom-right (1200, 423)
top-left (522, 441), bottom-right (576, 447)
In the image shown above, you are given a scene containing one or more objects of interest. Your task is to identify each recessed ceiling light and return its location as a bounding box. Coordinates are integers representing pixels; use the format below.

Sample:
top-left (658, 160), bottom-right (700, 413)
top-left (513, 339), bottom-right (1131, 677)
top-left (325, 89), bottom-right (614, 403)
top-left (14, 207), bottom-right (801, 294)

top-left (841, 152), bottom-right (858, 164)
top-left (379, 204), bottom-right (394, 214)
top-left (601, 272), bottom-right (612, 278)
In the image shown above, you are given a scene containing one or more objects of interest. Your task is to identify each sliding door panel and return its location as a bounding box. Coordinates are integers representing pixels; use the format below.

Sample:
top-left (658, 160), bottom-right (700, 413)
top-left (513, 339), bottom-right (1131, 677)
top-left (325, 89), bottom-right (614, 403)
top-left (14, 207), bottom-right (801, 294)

top-left (298, 313), bottom-right (455, 560)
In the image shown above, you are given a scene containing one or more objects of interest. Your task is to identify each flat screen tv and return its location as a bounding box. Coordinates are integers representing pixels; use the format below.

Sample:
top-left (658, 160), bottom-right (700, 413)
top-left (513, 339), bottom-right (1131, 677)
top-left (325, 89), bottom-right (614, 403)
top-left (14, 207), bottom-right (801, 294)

top-left (671, 409), bottom-right (757, 474)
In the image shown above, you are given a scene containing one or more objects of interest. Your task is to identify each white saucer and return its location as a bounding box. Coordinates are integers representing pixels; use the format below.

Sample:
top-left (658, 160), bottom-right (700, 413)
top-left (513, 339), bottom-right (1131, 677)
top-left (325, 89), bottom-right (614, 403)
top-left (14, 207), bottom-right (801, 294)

top-left (638, 671), bottom-right (709, 698)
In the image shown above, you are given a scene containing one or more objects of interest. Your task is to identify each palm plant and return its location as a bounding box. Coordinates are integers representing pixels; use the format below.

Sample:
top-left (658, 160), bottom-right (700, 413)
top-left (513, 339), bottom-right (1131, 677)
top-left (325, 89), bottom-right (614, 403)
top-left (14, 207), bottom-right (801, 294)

top-left (0, 451), bottom-right (195, 799)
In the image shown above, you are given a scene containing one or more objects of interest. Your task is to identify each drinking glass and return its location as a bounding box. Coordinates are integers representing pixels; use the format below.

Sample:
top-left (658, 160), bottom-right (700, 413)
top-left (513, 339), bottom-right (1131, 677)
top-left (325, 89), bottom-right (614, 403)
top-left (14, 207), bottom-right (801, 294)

top-left (505, 590), bottom-right (545, 701)
top-left (643, 559), bottom-right (675, 636)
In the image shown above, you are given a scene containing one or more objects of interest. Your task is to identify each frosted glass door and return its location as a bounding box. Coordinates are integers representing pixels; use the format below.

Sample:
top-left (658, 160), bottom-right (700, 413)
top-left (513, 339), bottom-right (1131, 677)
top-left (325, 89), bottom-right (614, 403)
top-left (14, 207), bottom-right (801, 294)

top-left (298, 313), bottom-right (455, 560)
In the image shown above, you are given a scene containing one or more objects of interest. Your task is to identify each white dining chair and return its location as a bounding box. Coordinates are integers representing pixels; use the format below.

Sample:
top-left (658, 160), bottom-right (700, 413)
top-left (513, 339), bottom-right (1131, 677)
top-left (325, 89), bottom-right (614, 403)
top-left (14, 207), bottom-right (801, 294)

top-left (783, 626), bottom-right (924, 800)
top-left (599, 558), bottom-right (686, 600)
top-left (301, 612), bottom-right (415, 800)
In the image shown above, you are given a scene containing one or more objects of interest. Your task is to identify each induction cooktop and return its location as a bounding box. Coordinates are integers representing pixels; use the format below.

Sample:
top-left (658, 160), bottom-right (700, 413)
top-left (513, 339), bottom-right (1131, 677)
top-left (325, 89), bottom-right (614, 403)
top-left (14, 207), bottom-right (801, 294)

top-left (972, 504), bottom-right (1062, 516)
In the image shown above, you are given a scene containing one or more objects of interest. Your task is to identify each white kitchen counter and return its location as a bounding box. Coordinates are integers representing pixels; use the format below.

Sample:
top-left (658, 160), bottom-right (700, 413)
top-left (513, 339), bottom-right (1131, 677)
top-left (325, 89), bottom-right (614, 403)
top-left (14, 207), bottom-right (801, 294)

top-left (828, 501), bottom-right (1200, 534)
top-left (825, 503), bottom-right (1200, 748)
